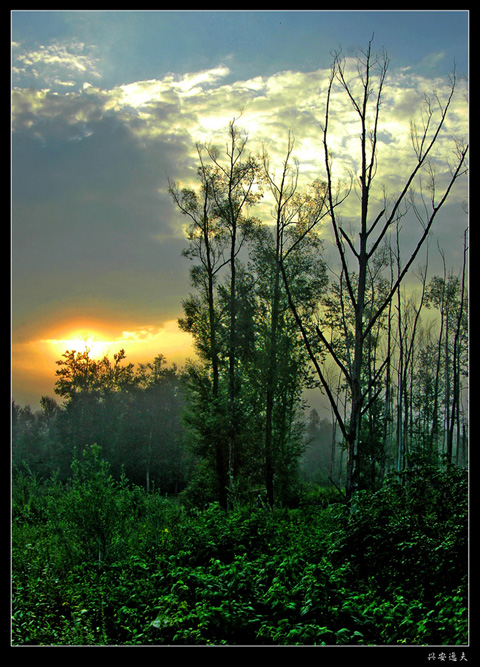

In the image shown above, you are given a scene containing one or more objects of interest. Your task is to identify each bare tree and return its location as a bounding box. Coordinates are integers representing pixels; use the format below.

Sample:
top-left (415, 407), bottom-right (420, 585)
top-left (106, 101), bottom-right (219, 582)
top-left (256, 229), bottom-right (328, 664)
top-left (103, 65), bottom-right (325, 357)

top-left (287, 39), bottom-right (468, 500)
top-left (446, 229), bottom-right (468, 463)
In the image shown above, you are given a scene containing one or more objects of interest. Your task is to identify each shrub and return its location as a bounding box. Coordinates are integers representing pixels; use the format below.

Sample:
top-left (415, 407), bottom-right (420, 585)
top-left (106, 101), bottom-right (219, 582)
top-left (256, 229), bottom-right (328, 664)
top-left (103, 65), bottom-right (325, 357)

top-left (329, 463), bottom-right (468, 605)
top-left (43, 445), bottom-right (136, 567)
top-left (300, 483), bottom-right (346, 508)
top-left (11, 453), bottom-right (468, 646)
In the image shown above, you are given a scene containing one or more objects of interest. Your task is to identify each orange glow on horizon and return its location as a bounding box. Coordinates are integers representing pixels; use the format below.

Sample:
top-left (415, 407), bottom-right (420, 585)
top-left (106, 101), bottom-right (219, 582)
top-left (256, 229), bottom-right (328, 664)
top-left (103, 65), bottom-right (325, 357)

top-left (39, 319), bottom-right (194, 361)
top-left (45, 333), bottom-right (113, 359)
top-left (12, 319), bottom-right (195, 408)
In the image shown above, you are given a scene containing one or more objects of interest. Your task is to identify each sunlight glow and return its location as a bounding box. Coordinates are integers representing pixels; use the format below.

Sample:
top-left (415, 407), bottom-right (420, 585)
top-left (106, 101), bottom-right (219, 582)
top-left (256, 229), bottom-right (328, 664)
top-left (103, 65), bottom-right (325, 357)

top-left (45, 333), bottom-right (114, 359)
top-left (12, 319), bottom-right (196, 408)
top-left (39, 320), bottom-right (194, 362)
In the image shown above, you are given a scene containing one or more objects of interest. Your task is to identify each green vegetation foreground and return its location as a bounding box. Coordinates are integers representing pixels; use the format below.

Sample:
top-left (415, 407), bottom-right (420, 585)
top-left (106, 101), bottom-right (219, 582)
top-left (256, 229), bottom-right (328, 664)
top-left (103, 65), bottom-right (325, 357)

top-left (12, 445), bottom-right (467, 646)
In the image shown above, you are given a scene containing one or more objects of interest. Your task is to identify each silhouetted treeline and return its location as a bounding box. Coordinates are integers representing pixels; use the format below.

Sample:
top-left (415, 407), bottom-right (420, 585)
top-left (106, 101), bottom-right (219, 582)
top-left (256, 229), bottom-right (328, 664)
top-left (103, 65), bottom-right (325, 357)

top-left (12, 352), bottom-right (189, 494)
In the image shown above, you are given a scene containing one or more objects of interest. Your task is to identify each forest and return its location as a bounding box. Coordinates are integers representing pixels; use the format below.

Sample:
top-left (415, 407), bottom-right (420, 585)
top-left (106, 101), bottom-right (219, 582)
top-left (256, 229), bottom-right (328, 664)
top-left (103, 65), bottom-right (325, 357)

top-left (11, 43), bottom-right (469, 648)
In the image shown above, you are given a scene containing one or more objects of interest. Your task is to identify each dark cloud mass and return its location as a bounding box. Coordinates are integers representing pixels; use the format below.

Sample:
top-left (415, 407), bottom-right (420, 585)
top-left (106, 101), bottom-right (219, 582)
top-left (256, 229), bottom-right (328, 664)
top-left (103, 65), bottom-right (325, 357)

top-left (12, 87), bottom-right (195, 345)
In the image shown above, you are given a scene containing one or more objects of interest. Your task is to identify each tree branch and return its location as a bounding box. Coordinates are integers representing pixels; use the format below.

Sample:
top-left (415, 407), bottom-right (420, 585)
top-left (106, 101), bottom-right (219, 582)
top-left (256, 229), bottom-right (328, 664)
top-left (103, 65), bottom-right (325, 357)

top-left (364, 141), bottom-right (468, 340)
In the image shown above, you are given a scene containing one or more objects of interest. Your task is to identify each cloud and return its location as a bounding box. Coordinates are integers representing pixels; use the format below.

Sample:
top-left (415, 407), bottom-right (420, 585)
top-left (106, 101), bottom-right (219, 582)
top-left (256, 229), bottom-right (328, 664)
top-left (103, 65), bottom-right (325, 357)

top-left (12, 53), bottom-right (467, 181)
top-left (171, 66), bottom-right (231, 96)
top-left (12, 39), bottom-right (102, 91)
top-left (12, 53), bottom-right (468, 376)
top-left (419, 51), bottom-right (446, 71)
top-left (12, 57), bottom-right (468, 261)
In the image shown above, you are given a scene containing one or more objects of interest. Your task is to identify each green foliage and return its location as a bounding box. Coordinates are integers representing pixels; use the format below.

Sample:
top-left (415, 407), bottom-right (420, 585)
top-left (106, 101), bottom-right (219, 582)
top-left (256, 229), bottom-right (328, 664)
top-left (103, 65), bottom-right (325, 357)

top-left (327, 462), bottom-right (468, 643)
top-left (300, 483), bottom-right (345, 508)
top-left (11, 105), bottom-right (469, 648)
top-left (11, 450), bottom-right (468, 646)
top-left (330, 463), bottom-right (467, 587)
top-left (52, 445), bottom-right (133, 566)
top-left (12, 351), bottom-right (187, 492)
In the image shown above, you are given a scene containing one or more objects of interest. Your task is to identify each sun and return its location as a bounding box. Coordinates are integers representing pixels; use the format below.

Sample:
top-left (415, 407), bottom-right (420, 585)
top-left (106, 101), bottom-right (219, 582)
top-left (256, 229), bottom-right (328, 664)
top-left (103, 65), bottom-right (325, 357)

top-left (47, 331), bottom-right (114, 360)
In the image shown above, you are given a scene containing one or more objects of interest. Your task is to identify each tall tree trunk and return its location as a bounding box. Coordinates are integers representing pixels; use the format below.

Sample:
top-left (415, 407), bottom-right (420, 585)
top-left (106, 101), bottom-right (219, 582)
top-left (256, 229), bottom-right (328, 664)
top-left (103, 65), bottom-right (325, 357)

top-left (447, 232), bottom-right (467, 464)
top-left (264, 262), bottom-right (280, 507)
top-left (227, 194), bottom-right (237, 508)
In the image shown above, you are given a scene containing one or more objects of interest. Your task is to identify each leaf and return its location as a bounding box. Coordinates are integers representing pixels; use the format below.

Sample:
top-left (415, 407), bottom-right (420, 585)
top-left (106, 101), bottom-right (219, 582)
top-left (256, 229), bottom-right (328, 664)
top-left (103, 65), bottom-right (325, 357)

top-left (151, 613), bottom-right (171, 629)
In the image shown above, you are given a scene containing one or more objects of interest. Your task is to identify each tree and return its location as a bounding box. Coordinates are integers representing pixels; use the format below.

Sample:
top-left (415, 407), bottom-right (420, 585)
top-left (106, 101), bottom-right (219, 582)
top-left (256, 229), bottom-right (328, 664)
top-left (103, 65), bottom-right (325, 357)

top-left (169, 159), bottom-right (229, 505)
top-left (205, 119), bottom-right (263, 505)
top-left (284, 39), bottom-right (467, 500)
top-left (118, 355), bottom-right (186, 493)
top-left (446, 231), bottom-right (468, 464)
top-left (301, 409), bottom-right (337, 486)
top-left (52, 346), bottom-right (189, 490)
top-left (424, 237), bottom-right (469, 464)
top-left (260, 135), bottom-right (329, 504)
top-left (54, 346), bottom-right (136, 461)
top-left (171, 119), bottom-right (263, 508)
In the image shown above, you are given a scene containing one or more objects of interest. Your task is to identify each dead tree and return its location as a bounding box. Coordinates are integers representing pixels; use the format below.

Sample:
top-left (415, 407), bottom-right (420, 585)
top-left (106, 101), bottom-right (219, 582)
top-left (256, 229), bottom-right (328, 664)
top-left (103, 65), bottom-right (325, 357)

top-left (287, 39), bottom-right (468, 500)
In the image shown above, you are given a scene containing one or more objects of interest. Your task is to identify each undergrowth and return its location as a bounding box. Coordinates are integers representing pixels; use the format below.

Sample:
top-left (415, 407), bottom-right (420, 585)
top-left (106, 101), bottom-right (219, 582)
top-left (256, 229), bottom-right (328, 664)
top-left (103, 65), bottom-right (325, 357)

top-left (11, 445), bottom-right (468, 646)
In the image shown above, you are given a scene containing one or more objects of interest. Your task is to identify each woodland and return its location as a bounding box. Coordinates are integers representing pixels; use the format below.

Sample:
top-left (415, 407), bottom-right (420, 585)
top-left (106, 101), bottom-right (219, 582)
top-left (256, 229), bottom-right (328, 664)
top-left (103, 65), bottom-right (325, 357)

top-left (11, 43), bottom-right (469, 647)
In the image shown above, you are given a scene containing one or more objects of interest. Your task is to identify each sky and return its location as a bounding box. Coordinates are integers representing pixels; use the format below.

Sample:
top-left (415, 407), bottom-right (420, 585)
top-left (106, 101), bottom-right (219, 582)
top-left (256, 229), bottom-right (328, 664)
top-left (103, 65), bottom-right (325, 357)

top-left (11, 10), bottom-right (469, 409)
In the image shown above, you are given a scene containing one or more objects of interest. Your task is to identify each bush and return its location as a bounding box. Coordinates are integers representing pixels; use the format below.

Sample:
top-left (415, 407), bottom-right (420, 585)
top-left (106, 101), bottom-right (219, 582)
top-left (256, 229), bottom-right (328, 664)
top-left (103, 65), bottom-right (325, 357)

top-left (11, 452), bottom-right (468, 646)
top-left (43, 445), bottom-right (138, 567)
top-left (300, 483), bottom-right (345, 508)
top-left (329, 463), bottom-right (468, 606)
